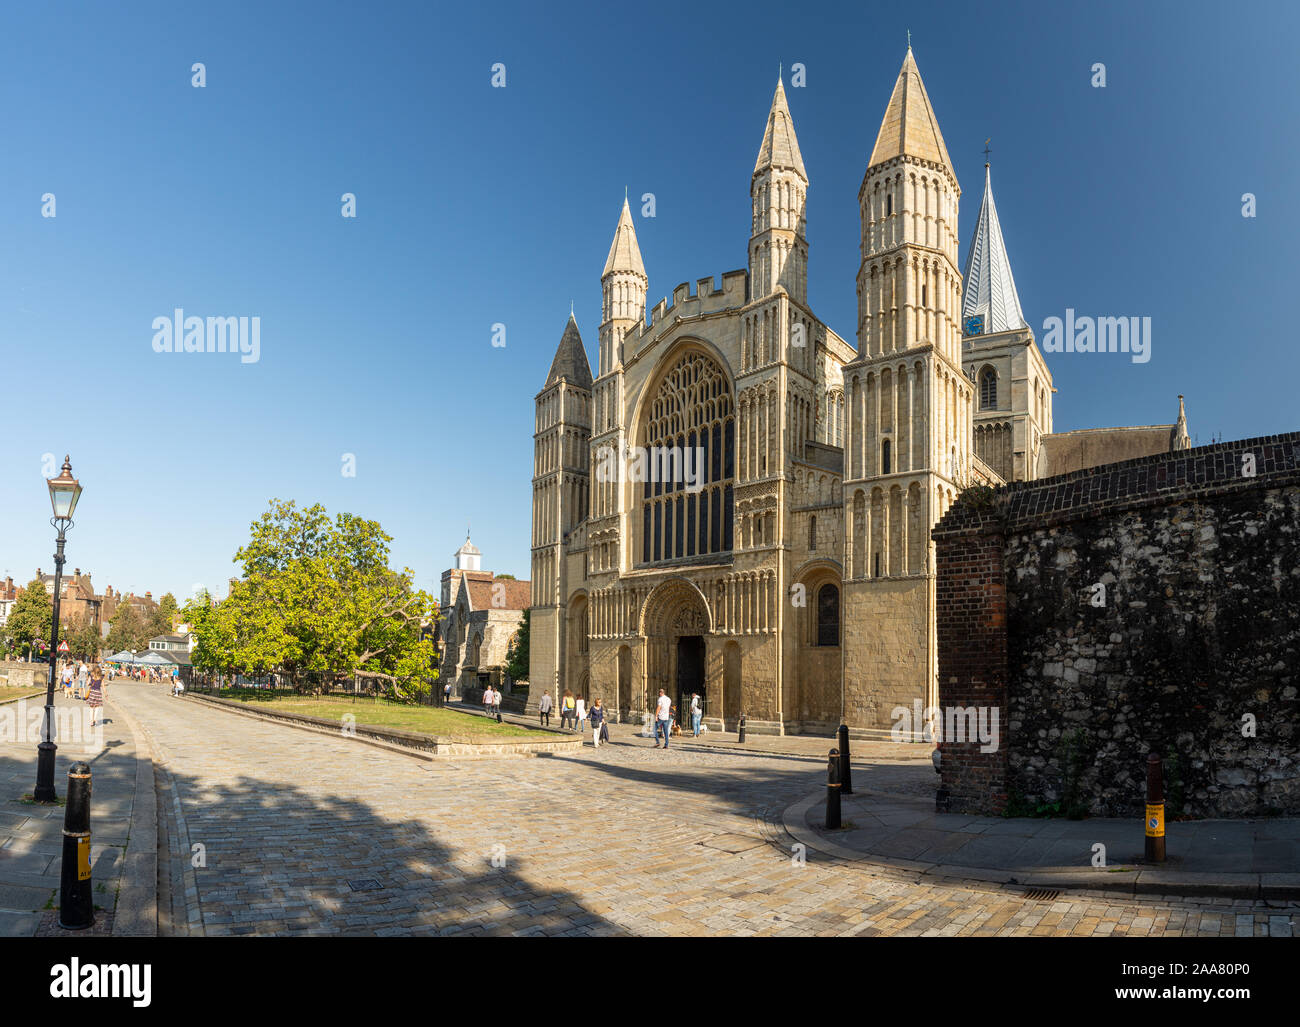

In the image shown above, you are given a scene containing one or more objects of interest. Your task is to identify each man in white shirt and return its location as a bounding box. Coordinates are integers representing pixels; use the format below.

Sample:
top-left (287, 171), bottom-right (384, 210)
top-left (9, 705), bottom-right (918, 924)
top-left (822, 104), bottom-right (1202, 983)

top-left (654, 689), bottom-right (672, 749)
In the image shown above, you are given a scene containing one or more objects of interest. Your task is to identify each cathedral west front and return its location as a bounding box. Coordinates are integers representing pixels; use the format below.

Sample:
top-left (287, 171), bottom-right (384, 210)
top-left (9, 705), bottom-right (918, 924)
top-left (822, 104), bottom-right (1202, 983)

top-left (528, 48), bottom-right (1189, 735)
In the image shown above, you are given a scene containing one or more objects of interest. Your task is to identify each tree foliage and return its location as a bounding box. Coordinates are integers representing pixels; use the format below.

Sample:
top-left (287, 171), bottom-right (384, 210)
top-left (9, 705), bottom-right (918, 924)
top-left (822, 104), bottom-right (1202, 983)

top-left (505, 608), bottom-right (530, 684)
top-left (186, 500), bottom-right (438, 699)
top-left (106, 601), bottom-right (149, 654)
top-left (6, 578), bottom-right (54, 655)
top-left (65, 614), bottom-right (102, 661)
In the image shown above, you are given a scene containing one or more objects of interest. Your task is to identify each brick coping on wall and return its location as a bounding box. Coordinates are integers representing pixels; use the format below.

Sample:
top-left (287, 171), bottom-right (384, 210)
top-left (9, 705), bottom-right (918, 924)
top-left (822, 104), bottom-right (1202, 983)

top-left (934, 431), bottom-right (1300, 538)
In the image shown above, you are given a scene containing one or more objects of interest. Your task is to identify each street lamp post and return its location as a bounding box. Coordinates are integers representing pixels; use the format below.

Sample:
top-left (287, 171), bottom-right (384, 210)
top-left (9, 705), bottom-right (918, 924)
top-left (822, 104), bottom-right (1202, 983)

top-left (33, 456), bottom-right (83, 803)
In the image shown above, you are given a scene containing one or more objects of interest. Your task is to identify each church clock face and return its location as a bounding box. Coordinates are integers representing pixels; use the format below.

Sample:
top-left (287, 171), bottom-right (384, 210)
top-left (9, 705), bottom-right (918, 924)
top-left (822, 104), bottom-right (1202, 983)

top-left (964, 314), bottom-right (984, 337)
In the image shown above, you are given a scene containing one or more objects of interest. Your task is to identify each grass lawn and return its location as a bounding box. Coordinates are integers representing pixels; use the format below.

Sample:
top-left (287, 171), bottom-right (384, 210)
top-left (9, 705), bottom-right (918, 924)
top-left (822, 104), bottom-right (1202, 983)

top-left (215, 689), bottom-right (539, 740)
top-left (0, 686), bottom-right (47, 703)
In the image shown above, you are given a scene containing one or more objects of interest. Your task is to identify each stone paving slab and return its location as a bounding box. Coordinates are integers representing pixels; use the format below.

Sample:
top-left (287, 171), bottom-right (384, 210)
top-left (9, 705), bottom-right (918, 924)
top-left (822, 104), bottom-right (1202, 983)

top-left (105, 683), bottom-right (1299, 936)
top-left (0, 689), bottom-right (145, 936)
top-left (787, 788), bottom-right (1300, 901)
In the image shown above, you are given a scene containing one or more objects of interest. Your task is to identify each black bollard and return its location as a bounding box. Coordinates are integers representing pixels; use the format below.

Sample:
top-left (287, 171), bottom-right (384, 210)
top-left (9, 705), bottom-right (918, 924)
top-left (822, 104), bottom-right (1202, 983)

top-left (837, 723), bottom-right (853, 795)
top-left (738, 713), bottom-right (747, 744)
top-left (1145, 753), bottom-right (1166, 863)
top-left (60, 761), bottom-right (94, 930)
top-left (826, 747), bottom-right (842, 829)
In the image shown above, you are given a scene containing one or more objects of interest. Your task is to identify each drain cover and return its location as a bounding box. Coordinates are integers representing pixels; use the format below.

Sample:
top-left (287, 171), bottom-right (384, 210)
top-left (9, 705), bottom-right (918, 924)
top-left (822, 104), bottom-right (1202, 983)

top-left (348, 879), bottom-right (383, 892)
top-left (699, 834), bottom-right (765, 854)
top-left (1022, 888), bottom-right (1060, 901)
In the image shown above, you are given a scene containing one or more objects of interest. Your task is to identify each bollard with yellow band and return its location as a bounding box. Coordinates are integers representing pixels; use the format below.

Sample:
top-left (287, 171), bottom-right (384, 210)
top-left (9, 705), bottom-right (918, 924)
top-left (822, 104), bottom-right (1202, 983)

top-left (826, 747), bottom-right (842, 830)
top-left (1145, 753), bottom-right (1166, 863)
top-left (60, 761), bottom-right (94, 929)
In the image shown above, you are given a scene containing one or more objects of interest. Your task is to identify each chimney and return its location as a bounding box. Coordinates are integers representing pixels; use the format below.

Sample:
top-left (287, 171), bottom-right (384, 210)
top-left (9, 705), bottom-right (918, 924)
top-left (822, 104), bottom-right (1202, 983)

top-left (74, 568), bottom-right (80, 577)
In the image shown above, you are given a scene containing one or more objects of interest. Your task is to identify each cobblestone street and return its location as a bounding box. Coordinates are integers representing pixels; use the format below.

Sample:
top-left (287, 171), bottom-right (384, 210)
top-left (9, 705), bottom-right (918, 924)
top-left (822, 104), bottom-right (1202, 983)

top-left (104, 685), bottom-right (1297, 937)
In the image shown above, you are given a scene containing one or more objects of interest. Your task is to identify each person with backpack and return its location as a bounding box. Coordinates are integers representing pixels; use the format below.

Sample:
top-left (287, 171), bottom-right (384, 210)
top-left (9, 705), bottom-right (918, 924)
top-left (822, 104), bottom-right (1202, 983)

top-left (589, 698), bottom-right (607, 748)
top-left (561, 690), bottom-right (576, 730)
top-left (690, 693), bottom-right (703, 737)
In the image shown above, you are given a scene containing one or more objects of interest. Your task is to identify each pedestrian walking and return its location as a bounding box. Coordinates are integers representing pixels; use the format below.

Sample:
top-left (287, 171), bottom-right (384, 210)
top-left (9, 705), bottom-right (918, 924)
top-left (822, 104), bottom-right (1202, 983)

top-left (538, 691), bottom-right (553, 727)
top-left (77, 662), bottom-right (88, 699)
top-left (86, 665), bottom-right (106, 726)
top-left (575, 694), bottom-right (588, 735)
top-left (654, 688), bottom-right (672, 748)
top-left (690, 692), bottom-right (703, 737)
top-left (492, 686), bottom-right (502, 721)
top-left (561, 690), bottom-right (576, 730)
top-left (481, 684), bottom-right (494, 715)
top-left (443, 681), bottom-right (451, 706)
top-left (62, 663), bottom-right (74, 699)
top-left (589, 698), bottom-right (607, 748)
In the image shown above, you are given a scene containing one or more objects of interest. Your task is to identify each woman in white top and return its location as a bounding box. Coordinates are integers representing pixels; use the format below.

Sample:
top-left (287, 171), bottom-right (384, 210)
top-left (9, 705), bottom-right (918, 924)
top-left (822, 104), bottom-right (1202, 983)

top-left (575, 695), bottom-right (587, 734)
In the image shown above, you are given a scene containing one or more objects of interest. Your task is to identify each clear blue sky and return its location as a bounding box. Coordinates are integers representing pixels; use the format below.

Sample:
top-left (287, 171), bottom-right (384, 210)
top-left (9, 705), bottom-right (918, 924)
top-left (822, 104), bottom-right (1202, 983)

top-left (2, 0), bottom-right (1296, 603)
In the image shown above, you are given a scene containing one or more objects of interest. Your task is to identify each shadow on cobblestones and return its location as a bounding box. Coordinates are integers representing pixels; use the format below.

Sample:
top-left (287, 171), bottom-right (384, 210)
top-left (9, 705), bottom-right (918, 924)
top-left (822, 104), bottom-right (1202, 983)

top-left (159, 764), bottom-right (631, 936)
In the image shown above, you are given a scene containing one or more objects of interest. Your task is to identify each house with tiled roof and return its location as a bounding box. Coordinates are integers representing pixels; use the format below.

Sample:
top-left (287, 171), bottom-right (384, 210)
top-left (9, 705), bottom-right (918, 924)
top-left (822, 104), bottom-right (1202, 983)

top-left (437, 533), bottom-right (530, 696)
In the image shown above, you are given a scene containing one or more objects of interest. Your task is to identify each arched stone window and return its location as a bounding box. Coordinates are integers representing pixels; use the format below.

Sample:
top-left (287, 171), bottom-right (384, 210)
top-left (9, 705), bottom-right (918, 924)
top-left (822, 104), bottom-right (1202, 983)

top-left (882, 438), bottom-right (892, 474)
top-left (980, 367), bottom-right (997, 410)
top-left (816, 584), bottom-right (839, 647)
top-left (808, 515), bottom-right (817, 552)
top-left (639, 349), bottom-right (735, 565)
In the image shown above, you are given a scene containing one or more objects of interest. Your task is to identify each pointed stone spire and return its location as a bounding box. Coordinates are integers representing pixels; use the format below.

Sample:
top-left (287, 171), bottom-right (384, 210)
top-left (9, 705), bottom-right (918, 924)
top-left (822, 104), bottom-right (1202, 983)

top-left (868, 48), bottom-right (953, 171)
top-left (753, 76), bottom-right (807, 180)
top-left (961, 163), bottom-right (1027, 333)
top-left (1171, 395), bottom-right (1191, 450)
top-left (602, 197), bottom-right (645, 278)
top-left (545, 314), bottom-right (593, 390)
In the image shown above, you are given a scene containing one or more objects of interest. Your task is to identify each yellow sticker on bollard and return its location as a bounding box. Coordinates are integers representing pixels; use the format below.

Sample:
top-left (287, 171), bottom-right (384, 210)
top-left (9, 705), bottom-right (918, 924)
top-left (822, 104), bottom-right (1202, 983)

top-left (1145, 803), bottom-right (1164, 838)
top-left (77, 836), bottom-right (91, 881)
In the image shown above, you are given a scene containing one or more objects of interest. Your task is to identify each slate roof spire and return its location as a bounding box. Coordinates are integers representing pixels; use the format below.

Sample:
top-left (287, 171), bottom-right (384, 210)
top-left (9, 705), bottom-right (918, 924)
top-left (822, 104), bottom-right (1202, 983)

top-left (961, 162), bottom-right (1027, 333)
top-left (544, 314), bottom-right (593, 390)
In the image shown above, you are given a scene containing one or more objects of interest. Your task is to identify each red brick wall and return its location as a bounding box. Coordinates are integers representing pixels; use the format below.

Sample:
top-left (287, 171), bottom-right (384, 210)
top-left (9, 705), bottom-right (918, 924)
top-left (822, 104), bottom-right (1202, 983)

top-left (934, 525), bottom-right (1009, 813)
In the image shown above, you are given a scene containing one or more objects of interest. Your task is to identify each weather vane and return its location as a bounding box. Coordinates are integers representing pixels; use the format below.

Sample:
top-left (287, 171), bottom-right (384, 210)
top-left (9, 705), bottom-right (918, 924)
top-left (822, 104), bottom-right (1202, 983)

top-left (983, 137), bottom-right (992, 164)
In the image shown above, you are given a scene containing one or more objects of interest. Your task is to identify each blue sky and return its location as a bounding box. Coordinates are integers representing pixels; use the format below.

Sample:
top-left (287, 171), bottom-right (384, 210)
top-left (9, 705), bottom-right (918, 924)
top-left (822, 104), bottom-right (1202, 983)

top-left (1, 0), bottom-right (1296, 602)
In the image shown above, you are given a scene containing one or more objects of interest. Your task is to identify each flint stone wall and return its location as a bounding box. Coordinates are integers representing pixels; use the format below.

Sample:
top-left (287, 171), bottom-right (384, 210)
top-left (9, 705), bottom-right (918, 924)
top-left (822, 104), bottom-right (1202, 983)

top-left (934, 432), bottom-right (1300, 818)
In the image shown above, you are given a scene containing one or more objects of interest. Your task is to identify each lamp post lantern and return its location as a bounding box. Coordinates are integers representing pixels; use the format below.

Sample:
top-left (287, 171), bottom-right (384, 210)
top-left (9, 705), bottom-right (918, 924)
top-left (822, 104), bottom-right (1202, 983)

top-left (33, 456), bottom-right (82, 803)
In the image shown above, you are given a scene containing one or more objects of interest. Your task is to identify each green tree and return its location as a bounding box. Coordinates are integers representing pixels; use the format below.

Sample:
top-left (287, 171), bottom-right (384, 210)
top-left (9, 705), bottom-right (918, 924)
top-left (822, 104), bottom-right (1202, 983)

top-left (106, 602), bottom-right (148, 654)
top-left (193, 500), bottom-right (438, 698)
top-left (65, 614), bottom-right (103, 662)
top-left (141, 592), bottom-right (181, 638)
top-left (157, 592), bottom-right (180, 623)
top-left (505, 608), bottom-right (530, 684)
top-left (6, 578), bottom-right (55, 656)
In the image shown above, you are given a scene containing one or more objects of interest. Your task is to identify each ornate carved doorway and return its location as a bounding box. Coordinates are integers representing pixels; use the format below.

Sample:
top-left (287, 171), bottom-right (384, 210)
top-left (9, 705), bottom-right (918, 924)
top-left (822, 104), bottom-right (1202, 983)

top-left (640, 579), bottom-right (712, 720)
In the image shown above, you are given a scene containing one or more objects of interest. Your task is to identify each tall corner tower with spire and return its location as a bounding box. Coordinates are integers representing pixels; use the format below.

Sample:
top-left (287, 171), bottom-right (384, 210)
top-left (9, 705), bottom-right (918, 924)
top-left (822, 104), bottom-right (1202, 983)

top-left (961, 160), bottom-right (1054, 481)
top-left (841, 46), bottom-right (971, 727)
top-left (590, 198), bottom-right (647, 577)
top-left (529, 314), bottom-right (593, 705)
top-left (750, 77), bottom-right (809, 305)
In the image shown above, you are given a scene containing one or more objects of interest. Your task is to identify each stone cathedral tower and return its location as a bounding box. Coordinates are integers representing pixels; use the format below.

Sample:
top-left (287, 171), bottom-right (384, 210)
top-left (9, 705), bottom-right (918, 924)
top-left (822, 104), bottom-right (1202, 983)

top-left (530, 316), bottom-right (592, 698)
top-left (525, 48), bottom-right (1185, 735)
top-left (842, 46), bottom-right (972, 724)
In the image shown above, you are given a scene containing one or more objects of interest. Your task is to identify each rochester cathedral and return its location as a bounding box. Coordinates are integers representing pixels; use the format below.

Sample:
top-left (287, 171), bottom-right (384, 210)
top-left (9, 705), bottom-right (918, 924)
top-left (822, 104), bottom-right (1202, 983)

top-left (529, 48), bottom-right (1190, 734)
